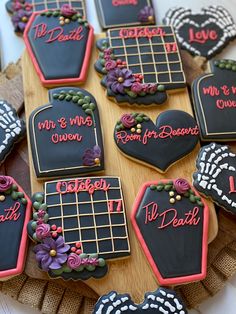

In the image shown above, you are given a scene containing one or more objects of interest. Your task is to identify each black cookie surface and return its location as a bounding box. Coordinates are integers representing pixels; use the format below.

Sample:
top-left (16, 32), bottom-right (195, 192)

top-left (24, 9), bottom-right (93, 86)
top-left (93, 287), bottom-right (187, 313)
top-left (164, 6), bottom-right (236, 59)
top-left (193, 143), bottom-right (236, 215)
top-left (95, 0), bottom-right (155, 29)
top-left (192, 59), bottom-right (236, 141)
top-left (29, 87), bottom-right (104, 178)
top-left (114, 110), bottom-right (199, 172)
top-left (0, 100), bottom-right (25, 164)
top-left (131, 180), bottom-right (208, 285)
top-left (27, 177), bottom-right (130, 280)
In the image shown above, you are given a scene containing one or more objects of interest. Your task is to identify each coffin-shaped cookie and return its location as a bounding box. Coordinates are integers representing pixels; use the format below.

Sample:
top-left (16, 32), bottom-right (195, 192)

top-left (114, 111), bottom-right (199, 172)
top-left (29, 87), bottom-right (104, 178)
top-left (0, 176), bottom-right (31, 280)
top-left (24, 6), bottom-right (93, 86)
top-left (27, 176), bottom-right (130, 280)
top-left (131, 179), bottom-right (209, 285)
top-left (192, 59), bottom-right (236, 141)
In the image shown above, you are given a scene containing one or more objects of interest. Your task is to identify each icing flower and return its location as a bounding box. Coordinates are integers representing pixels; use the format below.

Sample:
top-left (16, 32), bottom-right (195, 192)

top-left (107, 68), bottom-right (135, 94)
top-left (131, 82), bottom-right (143, 94)
top-left (67, 253), bottom-right (82, 269)
top-left (138, 6), bottom-right (155, 23)
top-left (87, 258), bottom-right (99, 266)
top-left (37, 218), bottom-right (44, 225)
top-left (121, 114), bottom-right (136, 128)
top-left (141, 83), bottom-right (149, 93)
top-left (34, 236), bottom-right (70, 271)
top-left (105, 60), bottom-right (117, 71)
top-left (148, 83), bottom-right (157, 94)
top-left (174, 179), bottom-right (190, 194)
top-left (60, 4), bottom-right (77, 17)
top-left (0, 176), bottom-right (13, 192)
top-left (37, 209), bottom-right (46, 218)
top-left (11, 9), bottom-right (32, 32)
top-left (13, 0), bottom-right (32, 11)
top-left (36, 223), bottom-right (51, 240)
top-left (82, 145), bottom-right (101, 166)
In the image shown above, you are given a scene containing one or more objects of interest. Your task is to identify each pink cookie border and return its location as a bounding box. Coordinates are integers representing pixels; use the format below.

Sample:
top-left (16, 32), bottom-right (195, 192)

top-left (0, 178), bottom-right (32, 279)
top-left (131, 179), bottom-right (209, 286)
top-left (23, 11), bottom-right (94, 87)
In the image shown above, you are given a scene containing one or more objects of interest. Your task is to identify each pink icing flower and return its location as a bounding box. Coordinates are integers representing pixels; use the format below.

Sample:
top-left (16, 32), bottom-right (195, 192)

top-left (105, 60), bottom-right (117, 71)
top-left (60, 4), bottom-right (77, 17)
top-left (131, 82), bottom-right (143, 93)
top-left (141, 83), bottom-right (149, 93)
top-left (36, 223), bottom-right (51, 240)
top-left (174, 179), bottom-right (190, 194)
top-left (148, 83), bottom-right (157, 93)
top-left (0, 176), bottom-right (13, 192)
top-left (67, 253), bottom-right (82, 269)
top-left (121, 114), bottom-right (136, 128)
top-left (37, 209), bottom-right (46, 218)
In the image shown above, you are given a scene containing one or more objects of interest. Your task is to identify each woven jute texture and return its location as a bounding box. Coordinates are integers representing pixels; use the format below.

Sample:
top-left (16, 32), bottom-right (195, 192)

top-left (1, 59), bottom-right (236, 313)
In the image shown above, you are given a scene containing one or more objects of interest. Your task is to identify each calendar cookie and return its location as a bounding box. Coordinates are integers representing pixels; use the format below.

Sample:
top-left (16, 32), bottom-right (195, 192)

top-left (27, 176), bottom-right (130, 280)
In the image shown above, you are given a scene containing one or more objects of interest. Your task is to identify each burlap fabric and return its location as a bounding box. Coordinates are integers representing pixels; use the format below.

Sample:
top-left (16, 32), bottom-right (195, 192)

top-left (1, 60), bottom-right (236, 313)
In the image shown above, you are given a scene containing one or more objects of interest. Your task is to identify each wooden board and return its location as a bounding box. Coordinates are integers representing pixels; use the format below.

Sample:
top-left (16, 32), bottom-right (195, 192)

top-left (22, 34), bottom-right (218, 302)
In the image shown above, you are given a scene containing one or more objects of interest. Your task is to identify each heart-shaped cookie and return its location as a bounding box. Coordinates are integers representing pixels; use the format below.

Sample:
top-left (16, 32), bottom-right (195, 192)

top-left (114, 110), bottom-right (199, 172)
top-left (24, 7), bottom-right (93, 86)
top-left (93, 288), bottom-right (187, 313)
top-left (193, 143), bottom-right (236, 214)
top-left (164, 6), bottom-right (236, 59)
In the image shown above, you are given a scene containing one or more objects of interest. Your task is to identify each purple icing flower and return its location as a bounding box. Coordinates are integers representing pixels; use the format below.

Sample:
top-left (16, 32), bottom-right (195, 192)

top-left (105, 60), bottom-right (117, 71)
top-left (82, 145), bottom-right (101, 166)
top-left (36, 223), bottom-right (51, 240)
top-left (0, 176), bottom-right (13, 192)
top-left (121, 114), bottom-right (136, 128)
top-left (37, 209), bottom-right (46, 218)
top-left (107, 68), bottom-right (135, 94)
top-left (174, 179), bottom-right (190, 195)
top-left (11, 9), bottom-right (32, 32)
top-left (34, 236), bottom-right (70, 271)
top-left (138, 6), bottom-right (155, 23)
top-left (67, 253), bottom-right (82, 269)
top-left (87, 258), bottom-right (99, 266)
top-left (131, 82), bottom-right (143, 94)
top-left (37, 218), bottom-right (44, 225)
top-left (61, 4), bottom-right (77, 17)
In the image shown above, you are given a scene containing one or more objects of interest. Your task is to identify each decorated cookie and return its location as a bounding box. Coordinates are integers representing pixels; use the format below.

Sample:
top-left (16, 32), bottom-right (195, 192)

top-left (192, 59), bottom-right (236, 141)
top-left (131, 179), bottom-right (209, 285)
top-left (95, 26), bottom-right (186, 106)
top-left (93, 287), bottom-right (187, 313)
top-left (114, 110), bottom-right (199, 172)
top-left (24, 6), bottom-right (93, 86)
top-left (193, 143), bottom-right (236, 215)
top-left (7, 0), bottom-right (86, 34)
top-left (29, 87), bottom-right (104, 178)
top-left (27, 176), bottom-right (130, 280)
top-left (0, 100), bottom-right (25, 164)
top-left (95, 0), bottom-right (155, 30)
top-left (163, 6), bottom-right (236, 60)
top-left (0, 176), bottom-right (31, 280)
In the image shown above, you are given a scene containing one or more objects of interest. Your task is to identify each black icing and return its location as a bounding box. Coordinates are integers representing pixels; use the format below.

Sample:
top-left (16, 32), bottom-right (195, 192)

top-left (95, 0), bottom-right (155, 29)
top-left (29, 87), bottom-right (104, 178)
top-left (26, 13), bottom-right (91, 82)
top-left (114, 110), bottom-right (199, 172)
top-left (93, 288), bottom-right (188, 313)
top-left (134, 184), bottom-right (205, 280)
top-left (192, 60), bottom-right (236, 140)
top-left (194, 143), bottom-right (236, 214)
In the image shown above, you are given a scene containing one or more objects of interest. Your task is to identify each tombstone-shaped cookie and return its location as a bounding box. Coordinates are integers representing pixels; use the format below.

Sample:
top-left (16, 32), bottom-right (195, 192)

top-left (27, 176), bottom-right (130, 280)
top-left (131, 179), bottom-right (209, 285)
top-left (95, 0), bottom-right (155, 30)
top-left (114, 111), bottom-right (199, 172)
top-left (29, 88), bottom-right (104, 178)
top-left (192, 60), bottom-right (236, 141)
top-left (194, 143), bottom-right (236, 215)
top-left (8, 1), bottom-right (86, 35)
top-left (0, 100), bottom-right (25, 164)
top-left (0, 176), bottom-right (31, 280)
top-left (24, 6), bottom-right (93, 86)
top-left (93, 287), bottom-right (187, 313)
top-left (95, 25), bottom-right (187, 106)
top-left (164, 6), bottom-right (236, 59)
